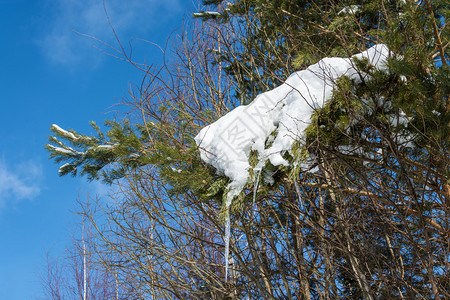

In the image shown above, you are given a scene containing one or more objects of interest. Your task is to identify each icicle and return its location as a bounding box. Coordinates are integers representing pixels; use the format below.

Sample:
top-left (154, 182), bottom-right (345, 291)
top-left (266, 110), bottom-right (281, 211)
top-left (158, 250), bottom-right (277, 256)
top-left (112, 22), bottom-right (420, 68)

top-left (224, 171), bottom-right (261, 281)
top-left (294, 180), bottom-right (304, 209)
top-left (223, 179), bottom-right (248, 281)
top-left (253, 169), bottom-right (261, 206)
top-left (223, 186), bottom-right (235, 282)
top-left (225, 170), bottom-right (262, 280)
top-left (224, 212), bottom-right (231, 281)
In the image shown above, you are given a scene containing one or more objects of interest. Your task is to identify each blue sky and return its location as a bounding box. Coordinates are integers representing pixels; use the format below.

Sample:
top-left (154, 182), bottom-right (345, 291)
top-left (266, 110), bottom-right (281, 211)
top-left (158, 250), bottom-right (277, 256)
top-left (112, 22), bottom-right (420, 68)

top-left (0, 0), bottom-right (194, 298)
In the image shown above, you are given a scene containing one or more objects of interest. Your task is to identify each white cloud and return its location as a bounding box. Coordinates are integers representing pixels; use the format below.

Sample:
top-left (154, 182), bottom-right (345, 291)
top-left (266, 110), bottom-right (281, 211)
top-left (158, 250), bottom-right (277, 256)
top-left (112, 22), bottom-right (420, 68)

top-left (0, 160), bottom-right (42, 209)
top-left (82, 179), bottom-right (117, 198)
top-left (38, 0), bottom-right (183, 67)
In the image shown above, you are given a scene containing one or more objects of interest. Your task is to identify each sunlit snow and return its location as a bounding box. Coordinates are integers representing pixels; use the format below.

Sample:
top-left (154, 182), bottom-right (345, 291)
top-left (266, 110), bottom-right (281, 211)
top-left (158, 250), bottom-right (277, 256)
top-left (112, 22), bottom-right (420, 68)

top-left (338, 5), bottom-right (361, 15)
top-left (51, 124), bottom-right (78, 140)
top-left (195, 44), bottom-right (390, 201)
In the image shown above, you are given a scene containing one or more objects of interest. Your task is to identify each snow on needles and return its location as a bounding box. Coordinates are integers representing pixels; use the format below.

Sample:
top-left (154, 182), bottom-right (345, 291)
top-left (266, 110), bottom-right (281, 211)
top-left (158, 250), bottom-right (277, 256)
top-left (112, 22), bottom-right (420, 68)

top-left (195, 44), bottom-right (391, 204)
top-left (51, 124), bottom-right (78, 140)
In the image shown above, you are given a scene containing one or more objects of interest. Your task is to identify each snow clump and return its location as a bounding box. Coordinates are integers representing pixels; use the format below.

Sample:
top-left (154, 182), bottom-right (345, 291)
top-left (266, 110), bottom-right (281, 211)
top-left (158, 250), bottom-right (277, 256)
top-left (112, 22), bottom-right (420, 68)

top-left (195, 44), bottom-right (391, 203)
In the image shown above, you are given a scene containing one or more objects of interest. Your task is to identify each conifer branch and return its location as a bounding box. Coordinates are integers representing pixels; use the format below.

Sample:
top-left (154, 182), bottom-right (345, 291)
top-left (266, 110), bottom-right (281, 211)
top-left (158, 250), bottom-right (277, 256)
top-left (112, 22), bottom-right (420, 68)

top-left (424, 0), bottom-right (447, 66)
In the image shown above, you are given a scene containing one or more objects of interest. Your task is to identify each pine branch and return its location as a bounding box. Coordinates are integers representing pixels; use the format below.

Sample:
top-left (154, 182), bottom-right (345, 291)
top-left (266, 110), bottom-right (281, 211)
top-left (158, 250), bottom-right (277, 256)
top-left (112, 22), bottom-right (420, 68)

top-left (46, 122), bottom-right (145, 183)
top-left (424, 0), bottom-right (447, 66)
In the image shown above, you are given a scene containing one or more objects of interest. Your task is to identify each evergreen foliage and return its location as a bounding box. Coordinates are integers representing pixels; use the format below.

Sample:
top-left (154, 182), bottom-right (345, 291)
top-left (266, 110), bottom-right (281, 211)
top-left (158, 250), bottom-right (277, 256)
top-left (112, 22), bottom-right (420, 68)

top-left (46, 121), bottom-right (147, 183)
